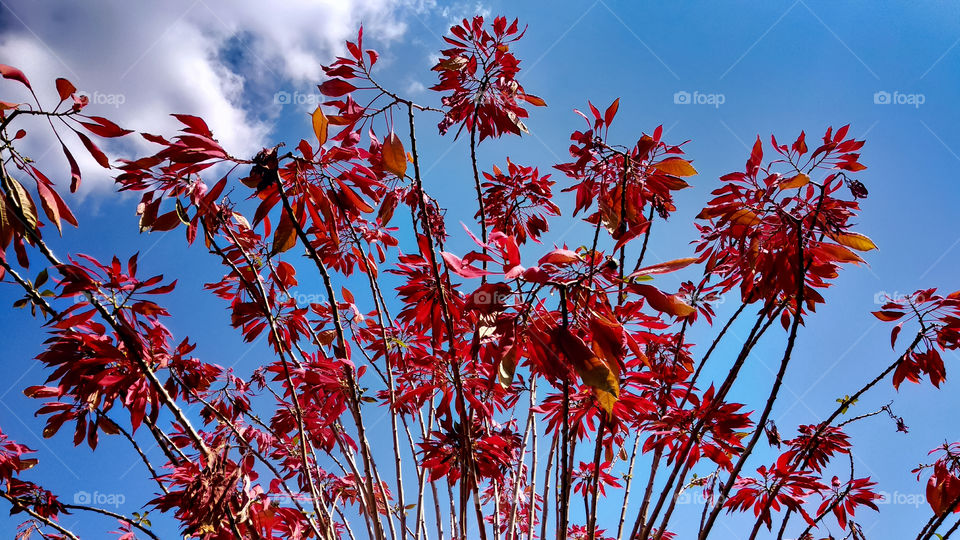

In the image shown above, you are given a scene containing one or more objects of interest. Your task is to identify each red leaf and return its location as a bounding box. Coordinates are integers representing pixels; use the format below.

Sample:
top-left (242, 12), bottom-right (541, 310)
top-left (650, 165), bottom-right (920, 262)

top-left (171, 114), bottom-right (212, 136)
top-left (604, 98), bottom-right (620, 126)
top-left (891, 322), bottom-right (903, 349)
top-left (0, 64), bottom-right (31, 89)
top-left (34, 179), bottom-right (62, 234)
top-left (747, 136), bottom-right (763, 174)
top-left (55, 78), bottom-right (76, 101)
top-left (871, 310), bottom-right (904, 322)
top-left (150, 211), bottom-right (181, 232)
top-left (521, 266), bottom-right (550, 283)
top-left (629, 257), bottom-right (698, 278)
top-left (633, 284), bottom-right (696, 317)
top-left (76, 132), bottom-right (110, 168)
top-left (588, 101), bottom-right (601, 121)
top-left (319, 79), bottom-right (357, 97)
top-left (144, 280), bottom-right (177, 295)
top-left (538, 249), bottom-right (579, 266)
top-left (441, 251), bottom-right (490, 279)
top-left (61, 144), bottom-right (81, 192)
top-left (79, 116), bottom-right (132, 138)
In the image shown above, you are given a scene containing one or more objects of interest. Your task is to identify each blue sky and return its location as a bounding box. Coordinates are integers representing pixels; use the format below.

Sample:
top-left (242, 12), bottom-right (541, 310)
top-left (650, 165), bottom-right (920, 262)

top-left (2, 1), bottom-right (960, 538)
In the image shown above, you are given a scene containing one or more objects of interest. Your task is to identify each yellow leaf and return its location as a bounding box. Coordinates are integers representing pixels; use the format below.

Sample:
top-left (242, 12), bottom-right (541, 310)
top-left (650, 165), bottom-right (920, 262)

top-left (780, 173), bottom-right (809, 189)
top-left (498, 347), bottom-right (518, 390)
top-left (175, 199), bottom-right (190, 224)
top-left (654, 158), bottom-right (697, 177)
top-left (311, 106), bottom-right (328, 147)
top-left (7, 177), bottom-right (37, 232)
top-left (581, 363), bottom-right (619, 415)
top-left (835, 232), bottom-right (878, 252)
top-left (382, 132), bottom-right (407, 177)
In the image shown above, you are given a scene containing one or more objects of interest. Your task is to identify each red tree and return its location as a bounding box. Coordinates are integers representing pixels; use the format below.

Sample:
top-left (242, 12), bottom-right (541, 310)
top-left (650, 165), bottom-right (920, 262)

top-left (0, 15), bottom-right (958, 540)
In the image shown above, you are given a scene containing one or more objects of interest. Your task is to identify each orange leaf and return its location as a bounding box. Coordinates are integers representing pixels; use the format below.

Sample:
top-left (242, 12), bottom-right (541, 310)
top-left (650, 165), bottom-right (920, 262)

top-left (729, 208), bottom-right (761, 227)
top-left (311, 106), bottom-right (328, 147)
top-left (382, 132), bottom-right (407, 177)
top-left (817, 243), bottom-right (863, 264)
top-left (521, 93), bottom-right (547, 107)
top-left (780, 173), bottom-right (810, 189)
top-left (653, 158), bottom-right (697, 177)
top-left (271, 211), bottom-right (298, 255)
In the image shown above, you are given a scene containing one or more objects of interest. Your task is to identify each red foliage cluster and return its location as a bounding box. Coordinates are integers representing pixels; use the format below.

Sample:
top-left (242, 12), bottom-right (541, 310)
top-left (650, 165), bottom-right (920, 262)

top-left (480, 159), bottom-right (558, 245)
top-left (0, 13), bottom-right (957, 540)
top-left (431, 16), bottom-right (544, 139)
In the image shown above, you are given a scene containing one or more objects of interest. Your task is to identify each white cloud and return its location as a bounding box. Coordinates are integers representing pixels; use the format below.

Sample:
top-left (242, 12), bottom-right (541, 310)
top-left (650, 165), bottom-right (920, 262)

top-left (439, 2), bottom-right (491, 23)
top-left (0, 0), bottom-right (410, 196)
top-left (406, 80), bottom-right (426, 94)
